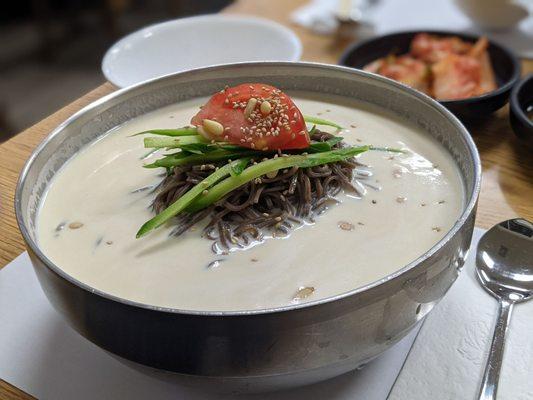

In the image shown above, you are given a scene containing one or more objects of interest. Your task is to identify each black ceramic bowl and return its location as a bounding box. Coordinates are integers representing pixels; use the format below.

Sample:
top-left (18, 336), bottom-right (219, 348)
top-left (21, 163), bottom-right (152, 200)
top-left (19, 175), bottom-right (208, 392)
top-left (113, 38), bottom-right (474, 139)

top-left (339, 30), bottom-right (521, 120)
top-left (510, 74), bottom-right (533, 147)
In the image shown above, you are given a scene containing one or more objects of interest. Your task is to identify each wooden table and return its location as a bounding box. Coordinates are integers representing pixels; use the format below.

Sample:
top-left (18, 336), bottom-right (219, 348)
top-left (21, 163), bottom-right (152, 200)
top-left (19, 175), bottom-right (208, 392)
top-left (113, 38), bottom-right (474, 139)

top-left (0, 0), bottom-right (531, 398)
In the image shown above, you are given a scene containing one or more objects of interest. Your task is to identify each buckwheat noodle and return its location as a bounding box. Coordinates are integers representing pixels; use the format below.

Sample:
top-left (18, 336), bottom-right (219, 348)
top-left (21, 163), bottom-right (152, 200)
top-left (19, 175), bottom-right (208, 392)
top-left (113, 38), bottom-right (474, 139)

top-left (151, 131), bottom-right (368, 254)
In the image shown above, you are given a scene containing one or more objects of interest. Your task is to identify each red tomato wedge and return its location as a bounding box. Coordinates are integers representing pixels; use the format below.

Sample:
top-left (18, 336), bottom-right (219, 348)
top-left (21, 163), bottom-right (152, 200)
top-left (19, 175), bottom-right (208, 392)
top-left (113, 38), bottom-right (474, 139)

top-left (190, 83), bottom-right (310, 151)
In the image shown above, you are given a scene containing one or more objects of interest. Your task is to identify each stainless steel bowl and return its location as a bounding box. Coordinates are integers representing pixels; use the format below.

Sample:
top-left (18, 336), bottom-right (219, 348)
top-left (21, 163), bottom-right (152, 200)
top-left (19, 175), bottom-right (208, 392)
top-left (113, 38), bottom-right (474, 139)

top-left (15, 62), bottom-right (481, 392)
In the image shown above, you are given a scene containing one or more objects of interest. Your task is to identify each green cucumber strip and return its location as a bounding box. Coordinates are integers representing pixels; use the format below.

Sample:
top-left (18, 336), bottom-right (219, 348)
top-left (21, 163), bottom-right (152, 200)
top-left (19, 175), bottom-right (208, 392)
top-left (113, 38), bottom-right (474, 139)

top-left (144, 135), bottom-right (207, 149)
top-left (303, 115), bottom-right (343, 129)
top-left (187, 146), bottom-right (370, 212)
top-left (131, 127), bottom-right (198, 137)
top-left (136, 158), bottom-right (250, 238)
top-left (143, 149), bottom-right (260, 169)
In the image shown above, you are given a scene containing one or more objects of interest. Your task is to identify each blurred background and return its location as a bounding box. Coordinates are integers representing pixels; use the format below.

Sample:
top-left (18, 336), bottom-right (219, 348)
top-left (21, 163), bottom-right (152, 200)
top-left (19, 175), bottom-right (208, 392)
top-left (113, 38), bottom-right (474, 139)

top-left (0, 0), bottom-right (231, 141)
top-left (1, 0), bottom-right (531, 143)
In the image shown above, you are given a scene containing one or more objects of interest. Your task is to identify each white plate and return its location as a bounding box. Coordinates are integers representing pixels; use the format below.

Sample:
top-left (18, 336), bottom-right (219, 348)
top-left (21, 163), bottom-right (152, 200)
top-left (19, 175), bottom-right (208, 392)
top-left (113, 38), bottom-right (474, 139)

top-left (102, 15), bottom-right (302, 88)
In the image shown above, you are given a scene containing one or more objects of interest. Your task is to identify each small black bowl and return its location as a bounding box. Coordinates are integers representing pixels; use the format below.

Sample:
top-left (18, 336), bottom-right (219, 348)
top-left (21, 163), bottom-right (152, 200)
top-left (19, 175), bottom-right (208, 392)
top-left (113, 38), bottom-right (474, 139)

top-left (339, 30), bottom-right (521, 120)
top-left (510, 74), bottom-right (533, 147)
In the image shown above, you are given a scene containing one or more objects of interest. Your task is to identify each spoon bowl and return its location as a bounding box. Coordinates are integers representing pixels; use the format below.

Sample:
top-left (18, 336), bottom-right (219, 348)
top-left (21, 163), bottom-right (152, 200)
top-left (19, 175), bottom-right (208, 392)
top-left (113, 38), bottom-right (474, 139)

top-left (476, 219), bottom-right (533, 302)
top-left (475, 218), bottom-right (533, 400)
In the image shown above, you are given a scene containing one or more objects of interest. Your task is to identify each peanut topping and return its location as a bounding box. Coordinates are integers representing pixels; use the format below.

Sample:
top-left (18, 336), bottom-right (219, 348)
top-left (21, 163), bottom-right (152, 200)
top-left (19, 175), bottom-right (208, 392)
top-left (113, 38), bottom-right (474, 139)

top-left (260, 100), bottom-right (272, 115)
top-left (244, 98), bottom-right (258, 118)
top-left (202, 119), bottom-right (224, 136)
top-left (223, 90), bottom-right (294, 143)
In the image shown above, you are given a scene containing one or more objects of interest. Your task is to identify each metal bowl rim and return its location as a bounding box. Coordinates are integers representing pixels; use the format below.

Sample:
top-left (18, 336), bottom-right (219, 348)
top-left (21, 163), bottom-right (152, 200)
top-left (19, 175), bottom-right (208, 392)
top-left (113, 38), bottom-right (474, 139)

top-left (15, 61), bottom-right (482, 316)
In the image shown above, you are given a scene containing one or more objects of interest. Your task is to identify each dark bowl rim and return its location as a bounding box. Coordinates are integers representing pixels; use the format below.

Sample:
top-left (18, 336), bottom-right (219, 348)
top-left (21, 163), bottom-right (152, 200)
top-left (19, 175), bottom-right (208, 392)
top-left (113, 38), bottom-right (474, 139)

top-left (510, 73), bottom-right (533, 129)
top-left (14, 61), bottom-right (481, 317)
top-left (339, 29), bottom-right (522, 105)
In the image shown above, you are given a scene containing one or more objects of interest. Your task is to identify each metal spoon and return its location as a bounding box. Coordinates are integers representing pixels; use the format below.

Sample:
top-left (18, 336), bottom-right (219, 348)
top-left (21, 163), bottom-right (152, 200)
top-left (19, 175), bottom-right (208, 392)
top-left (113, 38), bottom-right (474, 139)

top-left (475, 218), bottom-right (533, 400)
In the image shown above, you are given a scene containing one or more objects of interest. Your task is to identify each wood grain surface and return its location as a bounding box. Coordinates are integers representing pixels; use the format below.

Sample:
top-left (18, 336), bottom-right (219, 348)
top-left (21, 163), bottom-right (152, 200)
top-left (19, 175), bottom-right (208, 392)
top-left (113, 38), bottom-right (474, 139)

top-left (0, 0), bottom-right (531, 398)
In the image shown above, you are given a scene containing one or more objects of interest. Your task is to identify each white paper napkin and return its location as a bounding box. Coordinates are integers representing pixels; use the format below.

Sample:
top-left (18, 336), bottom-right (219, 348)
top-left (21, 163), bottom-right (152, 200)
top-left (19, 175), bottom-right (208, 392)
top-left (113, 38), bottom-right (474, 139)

top-left (291, 0), bottom-right (533, 58)
top-left (0, 252), bottom-right (420, 400)
top-left (389, 228), bottom-right (533, 400)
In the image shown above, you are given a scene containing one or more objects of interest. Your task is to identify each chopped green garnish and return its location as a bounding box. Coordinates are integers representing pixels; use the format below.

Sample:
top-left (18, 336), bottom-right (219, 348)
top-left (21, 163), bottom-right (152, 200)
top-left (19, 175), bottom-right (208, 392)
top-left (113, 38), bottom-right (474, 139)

top-left (136, 158), bottom-right (250, 238)
top-left (178, 142), bottom-right (247, 155)
top-left (307, 137), bottom-right (344, 153)
top-left (143, 149), bottom-right (259, 169)
top-left (230, 159), bottom-right (248, 176)
top-left (131, 127), bottom-right (198, 137)
top-left (303, 116), bottom-right (343, 130)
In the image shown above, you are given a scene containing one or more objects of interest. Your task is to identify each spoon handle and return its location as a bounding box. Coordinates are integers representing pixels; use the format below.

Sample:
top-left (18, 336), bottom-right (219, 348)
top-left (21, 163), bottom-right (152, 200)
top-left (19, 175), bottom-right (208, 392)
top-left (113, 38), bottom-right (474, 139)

top-left (478, 298), bottom-right (514, 400)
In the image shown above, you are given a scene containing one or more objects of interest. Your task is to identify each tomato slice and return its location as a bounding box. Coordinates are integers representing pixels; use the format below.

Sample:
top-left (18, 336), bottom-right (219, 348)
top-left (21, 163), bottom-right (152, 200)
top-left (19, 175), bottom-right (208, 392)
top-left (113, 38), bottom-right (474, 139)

top-left (190, 83), bottom-right (310, 151)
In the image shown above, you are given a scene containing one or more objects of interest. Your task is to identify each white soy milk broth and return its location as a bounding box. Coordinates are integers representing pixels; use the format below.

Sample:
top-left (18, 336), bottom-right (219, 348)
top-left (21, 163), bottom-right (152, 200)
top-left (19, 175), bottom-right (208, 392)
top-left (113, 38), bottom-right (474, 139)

top-left (37, 94), bottom-right (464, 311)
